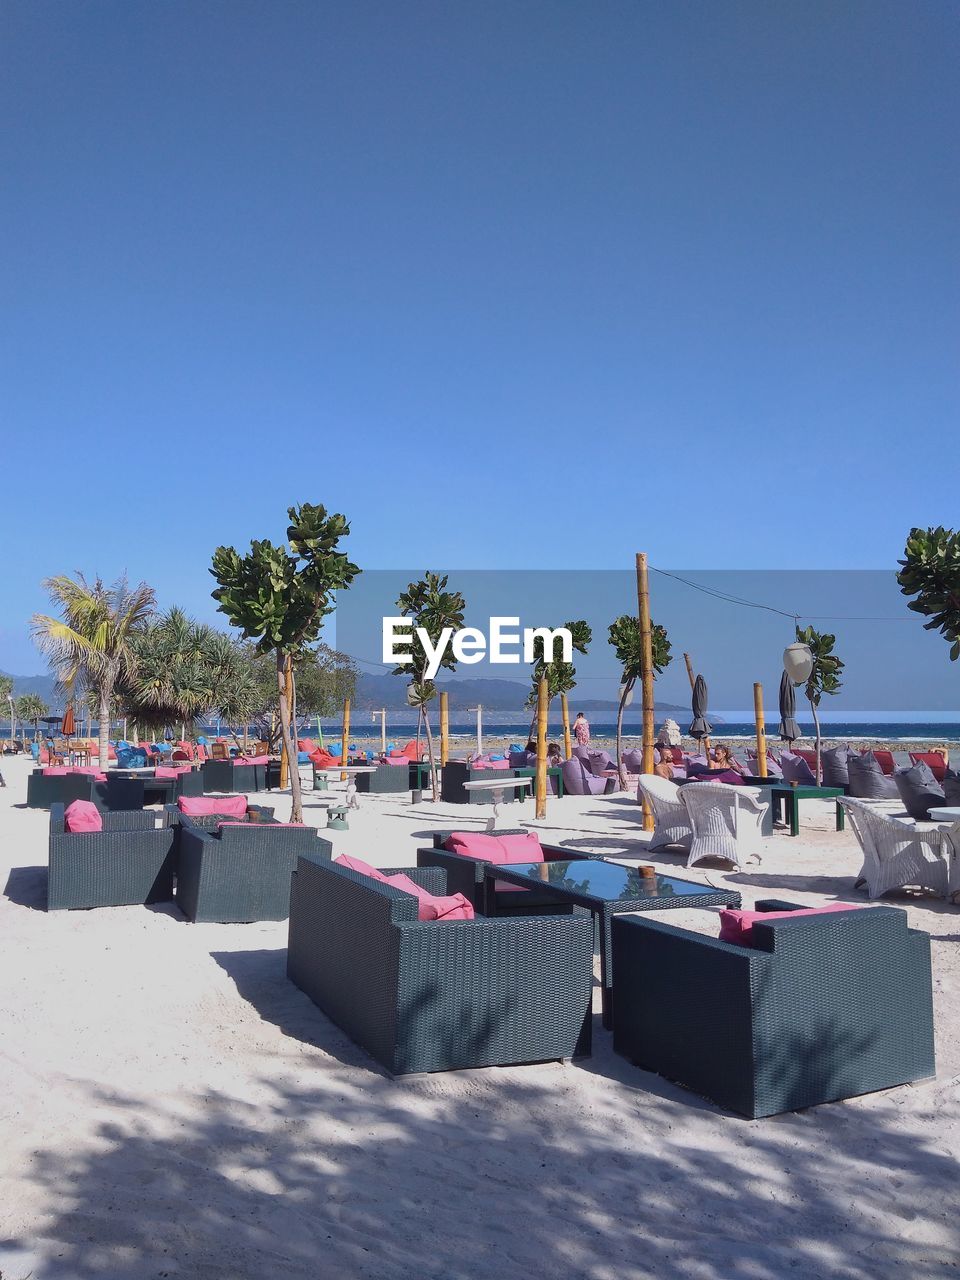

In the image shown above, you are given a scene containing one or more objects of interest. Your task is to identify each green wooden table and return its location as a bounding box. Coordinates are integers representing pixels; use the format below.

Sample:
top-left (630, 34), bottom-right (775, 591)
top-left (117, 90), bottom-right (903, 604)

top-left (512, 765), bottom-right (565, 797)
top-left (767, 783), bottom-right (846, 837)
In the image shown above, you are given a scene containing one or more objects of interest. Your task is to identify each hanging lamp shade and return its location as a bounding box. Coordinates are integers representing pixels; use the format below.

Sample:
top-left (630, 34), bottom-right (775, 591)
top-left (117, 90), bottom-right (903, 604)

top-left (782, 643), bottom-right (814, 685)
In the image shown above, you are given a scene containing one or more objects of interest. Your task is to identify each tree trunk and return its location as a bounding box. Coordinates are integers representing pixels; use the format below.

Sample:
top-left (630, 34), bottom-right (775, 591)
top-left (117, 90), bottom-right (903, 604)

top-left (423, 708), bottom-right (438, 802)
top-left (98, 682), bottom-right (112, 772)
top-left (808, 694), bottom-right (823, 785)
top-left (415, 704), bottom-right (423, 763)
top-left (278, 652), bottom-right (303, 823)
top-left (616, 681), bottom-right (632, 789)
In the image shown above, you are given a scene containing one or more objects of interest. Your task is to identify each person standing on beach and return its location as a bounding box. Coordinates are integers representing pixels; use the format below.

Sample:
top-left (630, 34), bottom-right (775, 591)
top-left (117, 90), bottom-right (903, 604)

top-left (573, 712), bottom-right (590, 746)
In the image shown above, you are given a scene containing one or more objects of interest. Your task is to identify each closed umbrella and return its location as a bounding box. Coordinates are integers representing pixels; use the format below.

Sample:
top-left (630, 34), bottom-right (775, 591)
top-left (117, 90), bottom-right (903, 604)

top-left (689, 675), bottom-right (711, 741)
top-left (778, 671), bottom-right (800, 743)
top-left (61, 705), bottom-right (76, 738)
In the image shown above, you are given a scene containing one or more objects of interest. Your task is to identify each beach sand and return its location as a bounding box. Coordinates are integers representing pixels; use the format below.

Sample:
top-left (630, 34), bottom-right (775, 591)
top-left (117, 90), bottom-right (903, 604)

top-left (0, 754), bottom-right (957, 1279)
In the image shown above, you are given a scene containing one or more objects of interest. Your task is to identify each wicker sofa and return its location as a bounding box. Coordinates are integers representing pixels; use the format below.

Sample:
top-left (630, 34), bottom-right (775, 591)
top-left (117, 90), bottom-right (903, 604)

top-left (286, 857), bottom-right (594, 1073)
top-left (175, 814), bottom-right (332, 923)
top-left (440, 761), bottom-right (518, 805)
top-left (201, 759), bottom-right (265, 794)
top-left (48, 804), bottom-right (176, 911)
top-left (417, 829), bottom-right (594, 915)
top-left (611, 899), bottom-right (935, 1118)
top-left (27, 770), bottom-right (102, 810)
top-left (353, 762), bottom-right (412, 794)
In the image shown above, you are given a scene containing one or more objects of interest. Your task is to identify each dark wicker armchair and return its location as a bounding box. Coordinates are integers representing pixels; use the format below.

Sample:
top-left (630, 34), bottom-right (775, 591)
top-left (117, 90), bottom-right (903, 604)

top-left (611, 899), bottom-right (935, 1118)
top-left (201, 759), bottom-right (264, 794)
top-left (48, 804), bottom-right (176, 910)
top-left (416, 830), bottom-right (596, 915)
top-left (440, 761), bottom-right (519, 805)
top-left (27, 770), bottom-right (99, 810)
top-left (175, 816), bottom-right (332, 923)
top-left (286, 857), bottom-right (594, 1074)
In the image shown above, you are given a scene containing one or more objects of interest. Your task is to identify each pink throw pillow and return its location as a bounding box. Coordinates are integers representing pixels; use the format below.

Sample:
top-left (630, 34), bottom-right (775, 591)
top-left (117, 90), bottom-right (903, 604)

top-left (382, 873), bottom-right (475, 921)
top-left (334, 854), bottom-right (388, 882)
top-left (42, 767), bottom-right (68, 776)
top-left (719, 904), bottom-right (864, 947)
top-left (177, 794), bottom-right (247, 817)
top-left (444, 831), bottom-right (544, 865)
top-left (64, 800), bottom-right (103, 833)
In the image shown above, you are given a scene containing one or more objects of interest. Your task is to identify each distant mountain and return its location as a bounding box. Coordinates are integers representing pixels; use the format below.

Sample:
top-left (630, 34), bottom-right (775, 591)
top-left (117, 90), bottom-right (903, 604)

top-left (327, 673), bottom-right (714, 725)
top-left (0, 670), bottom-right (61, 706)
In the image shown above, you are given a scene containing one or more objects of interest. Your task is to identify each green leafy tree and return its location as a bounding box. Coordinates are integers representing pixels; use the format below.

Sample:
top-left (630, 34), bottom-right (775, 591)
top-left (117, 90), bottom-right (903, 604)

top-left (210, 503), bottom-right (360, 822)
top-left (794, 623), bottom-right (844, 783)
top-left (897, 526), bottom-right (960, 661)
top-left (32, 574), bottom-right (156, 768)
top-left (525, 620), bottom-right (592, 737)
top-left (246, 644), bottom-right (357, 749)
top-left (391, 573), bottom-right (466, 802)
top-left (608, 615), bottom-right (672, 786)
top-left (16, 692), bottom-right (48, 741)
top-left (119, 609), bottom-right (260, 740)
top-left (0, 675), bottom-right (13, 741)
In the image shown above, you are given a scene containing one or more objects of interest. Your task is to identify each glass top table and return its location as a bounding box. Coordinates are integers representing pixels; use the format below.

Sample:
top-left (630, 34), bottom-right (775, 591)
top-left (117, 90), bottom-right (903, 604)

top-left (481, 857), bottom-right (741, 1029)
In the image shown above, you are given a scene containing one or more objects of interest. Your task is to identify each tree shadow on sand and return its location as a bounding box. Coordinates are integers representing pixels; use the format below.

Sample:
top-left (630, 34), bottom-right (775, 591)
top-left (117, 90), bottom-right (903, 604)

top-left (10, 950), bottom-right (959, 1280)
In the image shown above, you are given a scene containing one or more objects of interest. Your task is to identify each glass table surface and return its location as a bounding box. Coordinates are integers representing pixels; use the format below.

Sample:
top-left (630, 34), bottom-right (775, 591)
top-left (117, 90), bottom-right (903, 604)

top-left (496, 859), bottom-right (714, 902)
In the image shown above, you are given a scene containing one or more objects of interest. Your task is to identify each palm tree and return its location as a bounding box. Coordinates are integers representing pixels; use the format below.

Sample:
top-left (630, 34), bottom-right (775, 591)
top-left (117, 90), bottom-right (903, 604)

top-left (15, 692), bottom-right (48, 741)
top-left (32, 574), bottom-right (156, 768)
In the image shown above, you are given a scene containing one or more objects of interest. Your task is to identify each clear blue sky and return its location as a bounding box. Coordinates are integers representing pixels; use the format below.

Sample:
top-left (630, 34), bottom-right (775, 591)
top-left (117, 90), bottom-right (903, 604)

top-left (2, 1), bottom-right (957, 675)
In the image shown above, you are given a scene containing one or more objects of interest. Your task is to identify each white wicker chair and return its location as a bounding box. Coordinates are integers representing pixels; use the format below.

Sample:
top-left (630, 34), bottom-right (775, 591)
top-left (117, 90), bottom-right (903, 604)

top-left (678, 782), bottom-right (769, 870)
top-left (636, 774), bottom-right (693, 852)
top-left (838, 798), bottom-right (960, 901)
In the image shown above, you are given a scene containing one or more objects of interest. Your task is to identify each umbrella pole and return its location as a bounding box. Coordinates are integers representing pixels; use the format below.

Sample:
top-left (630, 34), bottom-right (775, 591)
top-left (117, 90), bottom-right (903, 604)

top-left (560, 692), bottom-right (572, 759)
top-left (636, 553), bottom-right (655, 832)
top-left (535, 676), bottom-right (548, 820)
top-left (683, 652), bottom-right (710, 762)
top-left (753, 682), bottom-right (768, 777)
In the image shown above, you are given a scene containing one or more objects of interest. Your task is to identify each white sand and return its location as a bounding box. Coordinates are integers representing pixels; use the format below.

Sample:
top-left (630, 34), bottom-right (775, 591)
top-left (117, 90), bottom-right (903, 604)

top-left (0, 754), bottom-right (957, 1279)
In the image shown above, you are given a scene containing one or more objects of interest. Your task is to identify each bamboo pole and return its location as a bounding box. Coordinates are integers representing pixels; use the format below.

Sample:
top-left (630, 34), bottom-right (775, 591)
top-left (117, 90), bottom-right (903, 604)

top-left (753, 682), bottom-right (768, 777)
top-left (636, 553), bottom-right (655, 831)
top-left (341, 697), bottom-right (351, 781)
top-left (439, 691), bottom-right (449, 766)
top-left (279, 655), bottom-right (293, 790)
top-left (560, 693), bottom-right (572, 759)
top-left (535, 676), bottom-right (549, 819)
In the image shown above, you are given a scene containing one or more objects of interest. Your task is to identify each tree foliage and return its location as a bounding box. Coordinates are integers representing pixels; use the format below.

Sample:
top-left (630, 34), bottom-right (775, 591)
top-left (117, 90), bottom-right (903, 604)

top-left (31, 574), bottom-right (156, 765)
top-left (897, 526), bottom-right (960, 661)
top-left (608, 615), bottom-right (672, 785)
top-left (391, 573), bottom-right (466, 801)
top-left (15, 692), bottom-right (48, 738)
top-left (210, 503), bottom-right (360, 822)
top-left (526, 620), bottom-right (592, 709)
top-left (794, 623), bottom-right (844, 783)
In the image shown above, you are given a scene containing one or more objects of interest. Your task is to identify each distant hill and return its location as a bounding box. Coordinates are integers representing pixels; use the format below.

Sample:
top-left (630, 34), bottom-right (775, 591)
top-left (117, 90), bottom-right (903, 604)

top-left (0, 670), bottom-right (61, 706)
top-left (329, 673), bottom-right (713, 726)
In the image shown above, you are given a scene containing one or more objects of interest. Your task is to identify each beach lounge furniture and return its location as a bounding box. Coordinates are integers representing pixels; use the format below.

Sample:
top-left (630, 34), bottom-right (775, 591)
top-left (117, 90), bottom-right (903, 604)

top-left (440, 760), bottom-right (517, 805)
top-left (416, 829), bottom-right (593, 914)
top-left (27, 768), bottom-right (103, 810)
top-left (838, 797), bottom-right (960, 901)
top-left (352, 761), bottom-right (411, 794)
top-left (636, 775), bottom-right (693, 852)
top-left (286, 856), bottom-right (594, 1073)
top-left (175, 812), bottom-right (332, 923)
top-left (561, 757), bottom-right (615, 796)
top-left (47, 803), bottom-right (176, 910)
top-left (678, 781), bottom-right (768, 869)
top-left (611, 899), bottom-right (935, 1118)
top-left (201, 758), bottom-right (265, 794)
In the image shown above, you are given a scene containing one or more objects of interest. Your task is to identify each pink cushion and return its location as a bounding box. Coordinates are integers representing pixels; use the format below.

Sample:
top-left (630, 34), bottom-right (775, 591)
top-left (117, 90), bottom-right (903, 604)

top-left (444, 831), bottom-right (544, 865)
top-left (719, 904), bottom-right (864, 947)
top-left (382, 757), bottom-right (408, 766)
top-left (155, 766), bottom-right (186, 778)
top-left (177, 794), bottom-right (247, 817)
top-left (64, 800), bottom-right (103, 833)
top-left (42, 767), bottom-right (68, 776)
top-left (334, 854), bottom-right (389, 882)
top-left (383, 873), bottom-right (474, 921)
top-left (244, 755), bottom-right (270, 765)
